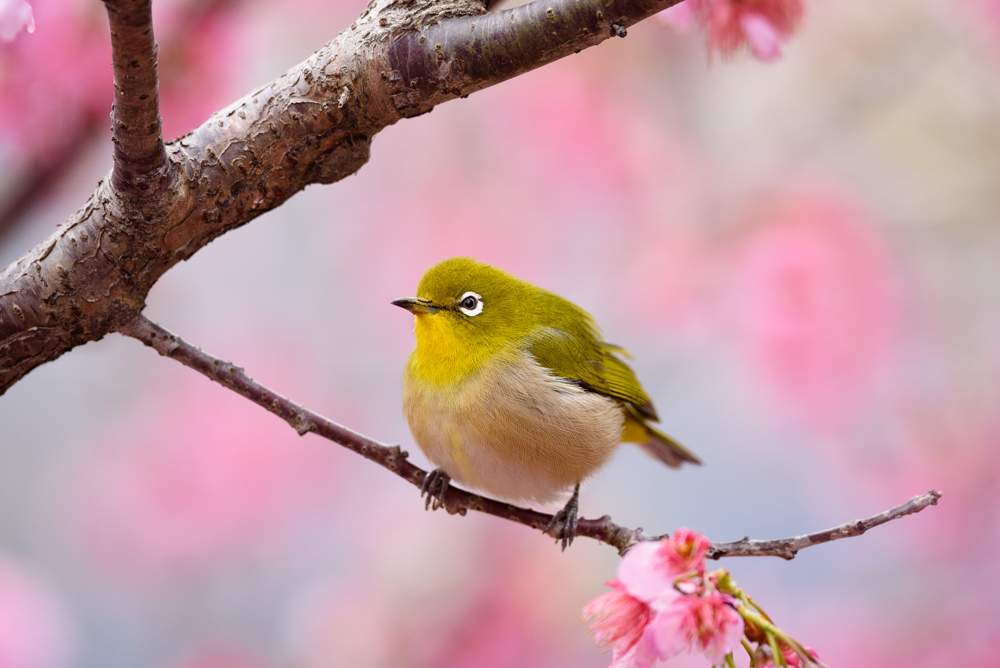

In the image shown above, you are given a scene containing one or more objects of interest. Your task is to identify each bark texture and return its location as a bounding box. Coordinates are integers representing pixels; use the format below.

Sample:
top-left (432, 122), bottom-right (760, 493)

top-left (105, 0), bottom-right (171, 194)
top-left (0, 0), bottom-right (678, 394)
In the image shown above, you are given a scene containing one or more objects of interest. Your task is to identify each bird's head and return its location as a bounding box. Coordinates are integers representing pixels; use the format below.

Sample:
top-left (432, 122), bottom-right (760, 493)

top-left (393, 257), bottom-right (554, 377)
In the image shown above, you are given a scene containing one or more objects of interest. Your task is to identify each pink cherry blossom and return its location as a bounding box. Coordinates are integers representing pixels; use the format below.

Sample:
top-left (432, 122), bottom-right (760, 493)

top-left (654, 528), bottom-right (711, 577)
top-left (587, 530), bottom-right (734, 667)
top-left (618, 529), bottom-right (711, 603)
top-left (651, 590), bottom-right (744, 665)
top-left (583, 579), bottom-right (659, 668)
top-left (759, 643), bottom-right (820, 667)
top-left (0, 0), bottom-right (33, 42)
top-left (617, 543), bottom-right (679, 604)
top-left (666, 0), bottom-right (804, 61)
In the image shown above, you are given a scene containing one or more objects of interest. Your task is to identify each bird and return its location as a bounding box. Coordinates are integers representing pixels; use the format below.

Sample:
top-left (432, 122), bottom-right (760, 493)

top-left (393, 257), bottom-right (700, 548)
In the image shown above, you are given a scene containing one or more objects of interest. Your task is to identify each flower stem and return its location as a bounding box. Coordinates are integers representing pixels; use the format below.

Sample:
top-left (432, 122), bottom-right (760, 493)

top-left (768, 633), bottom-right (788, 668)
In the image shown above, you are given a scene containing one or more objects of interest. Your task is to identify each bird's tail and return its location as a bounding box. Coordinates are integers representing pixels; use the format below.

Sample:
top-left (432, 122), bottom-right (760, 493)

top-left (622, 406), bottom-right (702, 469)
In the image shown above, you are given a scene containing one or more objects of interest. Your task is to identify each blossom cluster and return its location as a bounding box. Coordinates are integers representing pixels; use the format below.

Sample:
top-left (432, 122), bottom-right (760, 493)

top-left (660, 0), bottom-right (805, 62)
top-left (583, 529), bottom-right (820, 668)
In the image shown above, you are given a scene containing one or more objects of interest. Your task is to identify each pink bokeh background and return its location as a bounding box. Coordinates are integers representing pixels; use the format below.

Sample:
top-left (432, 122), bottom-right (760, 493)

top-left (2, 0), bottom-right (999, 666)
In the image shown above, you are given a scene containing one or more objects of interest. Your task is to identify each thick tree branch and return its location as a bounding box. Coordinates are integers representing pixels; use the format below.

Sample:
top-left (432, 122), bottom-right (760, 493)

top-left (117, 313), bottom-right (942, 556)
top-left (386, 0), bottom-right (673, 117)
top-left (103, 0), bottom-right (172, 196)
top-left (0, 0), bottom-right (680, 395)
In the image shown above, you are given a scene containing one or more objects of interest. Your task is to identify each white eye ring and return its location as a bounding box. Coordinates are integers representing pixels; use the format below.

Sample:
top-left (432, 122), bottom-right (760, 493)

top-left (458, 291), bottom-right (483, 317)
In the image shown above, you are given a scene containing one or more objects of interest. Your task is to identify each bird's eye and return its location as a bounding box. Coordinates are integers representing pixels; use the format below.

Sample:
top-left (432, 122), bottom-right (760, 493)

top-left (457, 291), bottom-right (483, 317)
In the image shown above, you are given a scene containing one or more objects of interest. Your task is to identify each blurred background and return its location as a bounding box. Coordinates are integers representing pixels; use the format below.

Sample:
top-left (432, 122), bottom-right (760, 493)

top-left (1, 0), bottom-right (998, 666)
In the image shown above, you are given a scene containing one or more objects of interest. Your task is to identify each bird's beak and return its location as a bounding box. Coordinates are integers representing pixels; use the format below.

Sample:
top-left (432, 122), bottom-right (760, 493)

top-left (392, 297), bottom-right (440, 314)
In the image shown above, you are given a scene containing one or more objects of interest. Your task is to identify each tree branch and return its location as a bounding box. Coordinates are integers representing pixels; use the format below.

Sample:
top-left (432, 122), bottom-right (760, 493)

top-left (0, 0), bottom-right (681, 395)
top-left (117, 313), bottom-right (942, 556)
top-left (705, 490), bottom-right (944, 560)
top-left (103, 0), bottom-right (172, 196)
top-left (386, 0), bottom-right (673, 118)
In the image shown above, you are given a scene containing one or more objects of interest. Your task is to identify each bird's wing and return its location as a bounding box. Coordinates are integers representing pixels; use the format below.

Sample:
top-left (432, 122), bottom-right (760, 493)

top-left (526, 326), bottom-right (659, 421)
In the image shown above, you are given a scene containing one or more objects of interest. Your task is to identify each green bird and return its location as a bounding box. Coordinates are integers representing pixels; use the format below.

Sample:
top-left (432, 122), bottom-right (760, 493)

top-left (393, 257), bottom-right (700, 548)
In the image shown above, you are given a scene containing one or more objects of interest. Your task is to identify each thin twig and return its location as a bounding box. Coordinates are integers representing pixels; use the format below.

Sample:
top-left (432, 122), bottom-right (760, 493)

top-left (103, 0), bottom-right (172, 194)
top-left (118, 313), bottom-right (941, 556)
top-left (705, 490), bottom-right (943, 560)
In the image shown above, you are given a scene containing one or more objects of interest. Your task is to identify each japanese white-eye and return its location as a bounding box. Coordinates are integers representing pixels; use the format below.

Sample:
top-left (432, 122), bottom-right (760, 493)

top-left (393, 257), bottom-right (700, 548)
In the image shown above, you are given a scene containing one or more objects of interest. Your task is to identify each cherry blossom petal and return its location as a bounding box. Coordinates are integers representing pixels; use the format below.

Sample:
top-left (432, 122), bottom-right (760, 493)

top-left (610, 631), bottom-right (659, 668)
top-left (647, 602), bottom-right (691, 661)
top-left (618, 541), bottom-right (678, 604)
top-left (649, 592), bottom-right (745, 665)
top-left (699, 602), bottom-right (745, 665)
top-left (584, 580), bottom-right (657, 668)
top-left (740, 12), bottom-right (783, 61)
top-left (656, 528), bottom-right (712, 577)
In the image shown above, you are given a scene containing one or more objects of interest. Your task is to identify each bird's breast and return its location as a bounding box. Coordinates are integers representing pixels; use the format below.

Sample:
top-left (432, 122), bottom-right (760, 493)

top-left (402, 349), bottom-right (624, 504)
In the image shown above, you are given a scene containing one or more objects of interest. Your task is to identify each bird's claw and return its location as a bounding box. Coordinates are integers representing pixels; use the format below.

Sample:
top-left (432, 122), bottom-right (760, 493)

top-left (421, 468), bottom-right (451, 511)
top-left (545, 483), bottom-right (580, 551)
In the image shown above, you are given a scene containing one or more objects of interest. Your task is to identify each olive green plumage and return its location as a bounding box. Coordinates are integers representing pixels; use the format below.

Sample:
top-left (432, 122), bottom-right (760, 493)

top-left (394, 257), bottom-right (699, 524)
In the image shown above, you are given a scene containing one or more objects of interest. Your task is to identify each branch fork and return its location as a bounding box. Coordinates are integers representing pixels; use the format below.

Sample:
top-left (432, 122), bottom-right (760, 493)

top-left (1, 0), bottom-right (686, 395)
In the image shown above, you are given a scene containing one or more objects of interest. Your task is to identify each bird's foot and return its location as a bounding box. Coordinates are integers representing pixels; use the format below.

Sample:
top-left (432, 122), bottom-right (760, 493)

top-left (421, 468), bottom-right (451, 511)
top-left (545, 483), bottom-right (581, 551)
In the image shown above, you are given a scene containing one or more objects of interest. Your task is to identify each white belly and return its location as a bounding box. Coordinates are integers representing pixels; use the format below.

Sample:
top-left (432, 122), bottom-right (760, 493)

top-left (403, 351), bottom-right (624, 504)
